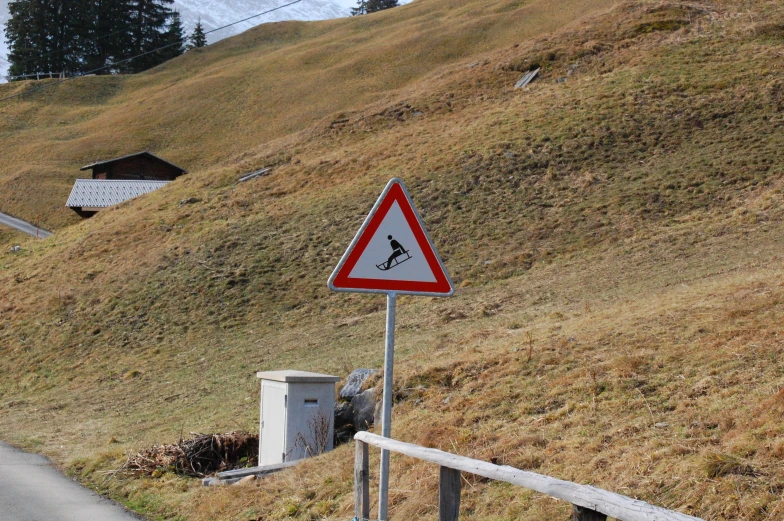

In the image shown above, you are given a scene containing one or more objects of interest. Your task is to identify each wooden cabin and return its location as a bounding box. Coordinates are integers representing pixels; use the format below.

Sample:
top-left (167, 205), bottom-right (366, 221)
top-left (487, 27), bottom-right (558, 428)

top-left (81, 151), bottom-right (187, 181)
top-left (67, 152), bottom-right (187, 218)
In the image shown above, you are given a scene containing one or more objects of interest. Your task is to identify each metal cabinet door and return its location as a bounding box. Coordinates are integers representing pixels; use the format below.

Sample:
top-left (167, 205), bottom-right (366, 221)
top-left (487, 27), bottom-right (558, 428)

top-left (260, 381), bottom-right (287, 465)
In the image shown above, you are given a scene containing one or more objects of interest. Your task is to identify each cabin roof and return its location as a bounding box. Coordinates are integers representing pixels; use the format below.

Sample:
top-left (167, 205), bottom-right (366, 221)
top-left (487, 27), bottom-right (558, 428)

top-left (80, 151), bottom-right (186, 173)
top-left (66, 179), bottom-right (170, 209)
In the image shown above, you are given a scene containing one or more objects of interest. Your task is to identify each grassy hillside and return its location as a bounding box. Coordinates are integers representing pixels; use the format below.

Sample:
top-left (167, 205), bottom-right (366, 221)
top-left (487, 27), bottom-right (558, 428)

top-left (0, 0), bottom-right (617, 231)
top-left (1, 0), bottom-right (784, 520)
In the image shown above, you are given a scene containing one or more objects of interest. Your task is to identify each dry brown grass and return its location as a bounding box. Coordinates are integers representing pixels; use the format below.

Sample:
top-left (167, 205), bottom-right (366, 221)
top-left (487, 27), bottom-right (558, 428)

top-left (0, 0), bottom-right (621, 231)
top-left (0, 0), bottom-right (783, 519)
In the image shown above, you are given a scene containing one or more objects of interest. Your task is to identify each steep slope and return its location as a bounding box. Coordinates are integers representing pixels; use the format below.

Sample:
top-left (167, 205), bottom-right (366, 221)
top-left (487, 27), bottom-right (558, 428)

top-left (0, 0), bottom-right (618, 230)
top-left (0, 0), bottom-right (783, 520)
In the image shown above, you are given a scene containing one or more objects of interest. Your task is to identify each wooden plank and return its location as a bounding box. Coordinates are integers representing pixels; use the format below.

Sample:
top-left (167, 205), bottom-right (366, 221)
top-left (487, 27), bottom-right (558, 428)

top-left (439, 466), bottom-right (461, 521)
top-left (574, 505), bottom-right (607, 521)
top-left (215, 460), bottom-right (299, 479)
top-left (354, 432), bottom-right (703, 521)
top-left (237, 168), bottom-right (271, 183)
top-left (355, 440), bottom-right (370, 521)
top-left (204, 460), bottom-right (300, 486)
top-left (514, 68), bottom-right (540, 89)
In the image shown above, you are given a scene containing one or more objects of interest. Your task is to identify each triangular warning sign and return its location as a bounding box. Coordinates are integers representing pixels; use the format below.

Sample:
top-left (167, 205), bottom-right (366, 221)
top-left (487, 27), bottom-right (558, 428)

top-left (329, 179), bottom-right (454, 296)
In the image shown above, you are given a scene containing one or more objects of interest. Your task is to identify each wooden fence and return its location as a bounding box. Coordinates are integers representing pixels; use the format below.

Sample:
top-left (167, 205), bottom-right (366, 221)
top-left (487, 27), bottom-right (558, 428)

top-left (6, 72), bottom-right (67, 81)
top-left (354, 431), bottom-right (704, 521)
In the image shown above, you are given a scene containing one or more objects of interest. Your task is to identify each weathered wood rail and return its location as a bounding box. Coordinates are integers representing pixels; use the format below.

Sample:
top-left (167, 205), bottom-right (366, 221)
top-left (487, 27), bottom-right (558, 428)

top-left (354, 431), bottom-right (703, 521)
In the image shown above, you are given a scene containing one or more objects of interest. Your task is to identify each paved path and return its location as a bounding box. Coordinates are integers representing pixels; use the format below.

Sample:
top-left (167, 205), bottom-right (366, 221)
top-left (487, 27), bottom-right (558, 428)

top-left (0, 442), bottom-right (143, 521)
top-left (0, 211), bottom-right (53, 239)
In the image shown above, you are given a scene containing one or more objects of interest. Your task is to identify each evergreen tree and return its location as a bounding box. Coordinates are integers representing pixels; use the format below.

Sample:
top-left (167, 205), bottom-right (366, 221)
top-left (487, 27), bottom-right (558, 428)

top-left (6, 0), bottom-right (38, 78)
top-left (158, 10), bottom-right (185, 61)
top-left (350, 0), bottom-right (367, 16)
top-left (7, 0), bottom-right (192, 79)
top-left (6, 0), bottom-right (82, 78)
top-left (123, 0), bottom-right (175, 73)
top-left (187, 18), bottom-right (207, 50)
top-left (368, 0), bottom-right (399, 13)
top-left (83, 0), bottom-right (136, 74)
top-left (351, 0), bottom-right (398, 15)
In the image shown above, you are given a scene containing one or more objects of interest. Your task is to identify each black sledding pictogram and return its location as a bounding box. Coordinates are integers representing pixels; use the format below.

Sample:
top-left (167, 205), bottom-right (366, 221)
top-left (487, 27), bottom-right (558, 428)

top-left (377, 235), bottom-right (412, 271)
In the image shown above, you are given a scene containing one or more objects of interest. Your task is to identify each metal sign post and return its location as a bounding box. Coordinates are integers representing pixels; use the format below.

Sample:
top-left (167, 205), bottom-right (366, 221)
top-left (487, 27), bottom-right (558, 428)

top-left (329, 179), bottom-right (453, 521)
top-left (378, 292), bottom-right (396, 520)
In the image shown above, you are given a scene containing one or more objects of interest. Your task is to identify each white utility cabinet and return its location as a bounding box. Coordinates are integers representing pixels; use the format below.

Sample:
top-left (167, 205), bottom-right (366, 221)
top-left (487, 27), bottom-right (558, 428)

top-left (256, 370), bottom-right (341, 466)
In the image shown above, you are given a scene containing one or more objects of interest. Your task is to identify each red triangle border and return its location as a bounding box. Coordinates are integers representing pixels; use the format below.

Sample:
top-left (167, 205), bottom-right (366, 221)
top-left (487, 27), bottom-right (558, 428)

top-left (330, 181), bottom-right (453, 295)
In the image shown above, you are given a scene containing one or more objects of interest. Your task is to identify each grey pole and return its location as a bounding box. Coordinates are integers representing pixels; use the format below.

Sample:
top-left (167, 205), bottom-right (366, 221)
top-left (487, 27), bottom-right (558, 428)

top-left (378, 292), bottom-right (397, 521)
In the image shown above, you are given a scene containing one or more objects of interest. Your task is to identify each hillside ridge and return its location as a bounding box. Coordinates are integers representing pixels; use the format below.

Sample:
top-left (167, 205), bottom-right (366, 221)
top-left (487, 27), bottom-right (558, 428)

top-left (1, 0), bottom-right (783, 520)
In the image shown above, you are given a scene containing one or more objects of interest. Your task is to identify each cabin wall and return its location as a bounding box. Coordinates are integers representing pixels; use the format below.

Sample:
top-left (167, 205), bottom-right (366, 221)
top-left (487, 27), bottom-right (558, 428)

top-left (91, 157), bottom-right (184, 181)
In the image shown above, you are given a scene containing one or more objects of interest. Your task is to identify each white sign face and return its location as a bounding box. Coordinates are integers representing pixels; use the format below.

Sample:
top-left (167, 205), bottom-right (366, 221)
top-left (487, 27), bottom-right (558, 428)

top-left (328, 178), bottom-right (453, 296)
top-left (347, 201), bottom-right (438, 283)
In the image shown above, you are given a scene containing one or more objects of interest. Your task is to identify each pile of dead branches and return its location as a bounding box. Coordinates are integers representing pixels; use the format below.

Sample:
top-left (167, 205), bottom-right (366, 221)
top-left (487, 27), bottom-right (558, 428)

top-left (124, 431), bottom-right (258, 477)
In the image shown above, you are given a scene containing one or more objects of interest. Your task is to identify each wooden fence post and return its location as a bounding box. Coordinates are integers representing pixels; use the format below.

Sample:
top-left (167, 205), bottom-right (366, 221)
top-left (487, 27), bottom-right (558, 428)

top-left (439, 466), bottom-right (461, 521)
top-left (355, 440), bottom-right (370, 520)
top-left (573, 505), bottom-right (607, 521)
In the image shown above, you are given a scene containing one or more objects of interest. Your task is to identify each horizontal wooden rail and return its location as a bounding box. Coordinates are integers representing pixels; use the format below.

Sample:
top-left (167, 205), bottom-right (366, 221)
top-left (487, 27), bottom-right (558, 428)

top-left (355, 431), bottom-right (703, 521)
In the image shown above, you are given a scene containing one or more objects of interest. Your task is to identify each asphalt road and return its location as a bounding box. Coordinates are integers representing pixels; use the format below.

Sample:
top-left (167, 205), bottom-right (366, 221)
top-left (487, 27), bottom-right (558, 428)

top-left (0, 442), bottom-right (143, 521)
top-left (0, 211), bottom-right (53, 239)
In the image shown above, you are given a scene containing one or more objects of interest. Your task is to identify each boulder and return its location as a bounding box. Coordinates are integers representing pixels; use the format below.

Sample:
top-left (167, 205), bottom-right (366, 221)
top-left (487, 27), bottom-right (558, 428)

top-left (351, 389), bottom-right (377, 432)
top-left (339, 368), bottom-right (377, 400)
top-left (333, 401), bottom-right (355, 446)
top-left (334, 401), bottom-right (353, 430)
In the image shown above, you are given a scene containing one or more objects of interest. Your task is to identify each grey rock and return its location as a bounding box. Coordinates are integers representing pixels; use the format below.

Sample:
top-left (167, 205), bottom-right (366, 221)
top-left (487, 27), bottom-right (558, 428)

top-left (334, 401), bottom-right (353, 428)
top-left (351, 389), bottom-right (377, 432)
top-left (333, 401), bottom-right (355, 446)
top-left (339, 368), bottom-right (377, 399)
top-left (179, 197), bottom-right (202, 206)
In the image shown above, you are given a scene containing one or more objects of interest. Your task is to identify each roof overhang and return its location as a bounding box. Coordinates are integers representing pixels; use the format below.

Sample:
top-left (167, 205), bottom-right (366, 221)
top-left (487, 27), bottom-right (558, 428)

top-left (80, 151), bottom-right (187, 174)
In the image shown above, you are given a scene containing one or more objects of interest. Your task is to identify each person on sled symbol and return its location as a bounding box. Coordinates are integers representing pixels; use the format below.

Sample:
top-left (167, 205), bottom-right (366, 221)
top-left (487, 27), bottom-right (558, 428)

top-left (385, 235), bottom-right (407, 270)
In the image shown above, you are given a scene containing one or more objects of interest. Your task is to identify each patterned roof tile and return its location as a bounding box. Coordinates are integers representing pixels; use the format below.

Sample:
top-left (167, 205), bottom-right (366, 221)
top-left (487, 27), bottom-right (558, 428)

top-left (66, 179), bottom-right (170, 208)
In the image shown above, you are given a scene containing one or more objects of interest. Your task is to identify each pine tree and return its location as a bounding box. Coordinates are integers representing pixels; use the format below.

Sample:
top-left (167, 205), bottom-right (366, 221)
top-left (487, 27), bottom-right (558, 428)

top-left (84, 0), bottom-right (136, 74)
top-left (368, 0), bottom-right (399, 13)
top-left (187, 18), bottom-right (207, 50)
top-left (351, 0), bottom-right (398, 15)
top-left (158, 10), bottom-right (185, 61)
top-left (350, 0), bottom-right (367, 16)
top-left (6, 0), bottom-right (82, 78)
top-left (6, 0), bottom-right (38, 78)
top-left (124, 0), bottom-right (175, 73)
top-left (7, 0), bottom-right (191, 79)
